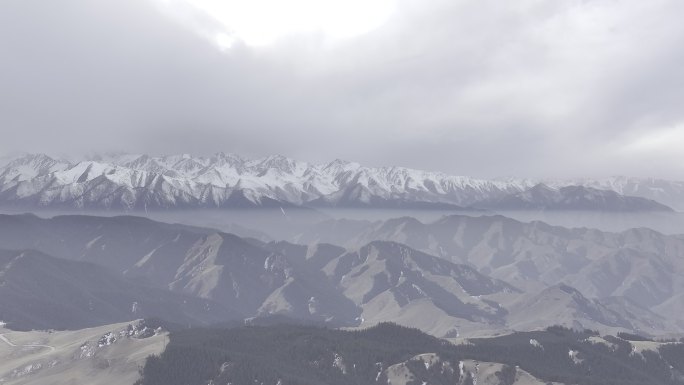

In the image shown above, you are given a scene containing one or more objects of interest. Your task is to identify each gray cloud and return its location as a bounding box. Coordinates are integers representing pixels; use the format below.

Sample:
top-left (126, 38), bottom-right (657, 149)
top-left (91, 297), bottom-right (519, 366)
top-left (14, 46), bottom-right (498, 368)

top-left (1, 0), bottom-right (683, 178)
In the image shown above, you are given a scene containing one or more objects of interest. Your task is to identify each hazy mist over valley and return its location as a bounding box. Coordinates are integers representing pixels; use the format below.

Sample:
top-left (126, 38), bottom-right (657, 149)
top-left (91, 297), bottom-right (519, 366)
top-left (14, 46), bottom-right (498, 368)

top-left (2, 0), bottom-right (684, 384)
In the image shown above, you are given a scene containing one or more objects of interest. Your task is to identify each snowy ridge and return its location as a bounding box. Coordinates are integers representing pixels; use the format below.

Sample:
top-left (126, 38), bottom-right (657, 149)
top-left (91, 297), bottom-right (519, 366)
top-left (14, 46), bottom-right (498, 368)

top-left (543, 176), bottom-right (684, 211)
top-left (0, 153), bottom-right (677, 210)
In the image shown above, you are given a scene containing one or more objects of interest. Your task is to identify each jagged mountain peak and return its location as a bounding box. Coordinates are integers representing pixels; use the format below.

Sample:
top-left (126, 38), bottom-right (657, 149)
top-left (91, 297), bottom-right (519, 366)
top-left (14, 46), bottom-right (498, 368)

top-left (0, 153), bottom-right (71, 183)
top-left (325, 158), bottom-right (357, 167)
top-left (6, 152), bottom-right (59, 165)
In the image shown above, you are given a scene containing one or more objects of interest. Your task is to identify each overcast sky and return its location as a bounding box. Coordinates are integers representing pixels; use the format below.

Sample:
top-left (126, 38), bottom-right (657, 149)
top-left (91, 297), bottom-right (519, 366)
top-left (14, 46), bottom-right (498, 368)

top-left (1, 0), bottom-right (683, 178)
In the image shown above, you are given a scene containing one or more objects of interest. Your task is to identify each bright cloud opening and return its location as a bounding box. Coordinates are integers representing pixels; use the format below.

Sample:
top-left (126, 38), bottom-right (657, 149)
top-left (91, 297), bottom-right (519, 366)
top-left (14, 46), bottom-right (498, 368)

top-left (168, 0), bottom-right (396, 47)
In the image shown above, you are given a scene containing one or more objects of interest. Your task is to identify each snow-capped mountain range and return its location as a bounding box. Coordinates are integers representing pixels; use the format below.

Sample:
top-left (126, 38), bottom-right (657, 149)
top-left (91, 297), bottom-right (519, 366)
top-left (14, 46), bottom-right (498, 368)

top-left (0, 153), bottom-right (680, 211)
